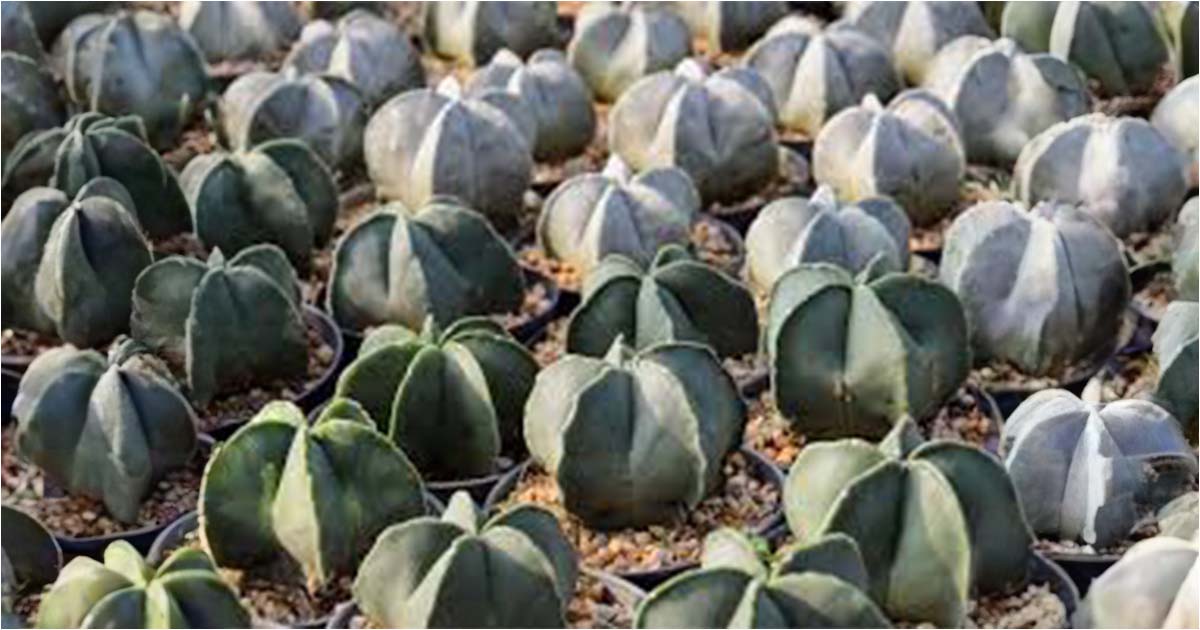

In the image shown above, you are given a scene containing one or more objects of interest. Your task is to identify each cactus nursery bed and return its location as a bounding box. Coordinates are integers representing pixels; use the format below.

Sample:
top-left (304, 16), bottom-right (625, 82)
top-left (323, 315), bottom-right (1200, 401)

top-left (2, 1), bottom-right (1199, 629)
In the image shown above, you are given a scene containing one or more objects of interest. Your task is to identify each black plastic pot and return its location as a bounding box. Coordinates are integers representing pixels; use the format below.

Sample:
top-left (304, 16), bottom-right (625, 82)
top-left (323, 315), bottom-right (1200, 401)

top-left (1041, 551), bottom-right (1117, 600)
top-left (1035, 550), bottom-right (1092, 607)
top-left (985, 362), bottom-right (1102, 420)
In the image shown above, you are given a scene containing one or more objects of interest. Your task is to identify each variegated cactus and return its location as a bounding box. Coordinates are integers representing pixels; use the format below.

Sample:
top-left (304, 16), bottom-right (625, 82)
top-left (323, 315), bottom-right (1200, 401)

top-left (1176, 199), bottom-right (1199, 301)
top-left (14, 339), bottom-right (197, 523)
top-left (180, 139), bottom-right (338, 271)
top-left (767, 263), bottom-right (969, 440)
top-left (567, 3), bottom-right (692, 103)
top-left (785, 418), bottom-right (1035, 627)
top-left (839, 1), bottom-right (993, 85)
top-left (1152, 76), bottom-right (1198, 188)
top-left (1, 180), bottom-right (152, 348)
top-left (1153, 301), bottom-right (1199, 442)
top-left (1003, 391), bottom-right (1197, 548)
top-left (37, 541), bottom-right (249, 628)
top-left (1075, 536), bottom-right (1198, 628)
top-left (671, 2), bottom-right (788, 54)
top-left (200, 401), bottom-right (426, 590)
top-left (354, 491), bottom-right (576, 628)
top-left (1, 506), bottom-right (61, 627)
top-left (179, 1), bottom-right (301, 63)
top-left (745, 185), bottom-right (910, 293)
top-left (425, 1), bottom-right (560, 67)
top-left (940, 201), bottom-right (1130, 376)
top-left (1, 52), bottom-right (64, 161)
top-left (525, 338), bottom-right (745, 529)
top-left (130, 244), bottom-right (308, 406)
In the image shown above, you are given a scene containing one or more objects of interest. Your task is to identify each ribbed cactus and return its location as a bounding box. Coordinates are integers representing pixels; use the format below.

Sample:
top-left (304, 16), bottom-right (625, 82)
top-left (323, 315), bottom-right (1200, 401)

top-left (130, 244), bottom-right (307, 406)
top-left (1, 52), bottom-right (64, 161)
top-left (767, 263), bottom-right (969, 440)
top-left (1, 506), bottom-right (61, 627)
top-left (1160, 0), bottom-right (1198, 80)
top-left (785, 418), bottom-right (1035, 627)
top-left (425, 1), bottom-right (560, 67)
top-left (940, 201), bottom-right (1131, 377)
top-left (525, 338), bottom-right (745, 529)
top-left (1015, 114), bottom-right (1188, 239)
top-left (635, 528), bottom-right (888, 628)
top-left (334, 317), bottom-right (537, 480)
top-left (52, 10), bottom-right (208, 149)
top-left (179, 1), bottom-right (301, 63)
top-left (567, 3), bottom-right (692, 103)
top-left (1, 179), bottom-right (152, 348)
top-left (180, 139), bottom-right (338, 271)
top-left (840, 1), bottom-right (994, 85)
top-left (1176, 199), bottom-right (1199, 301)
top-left (200, 401), bottom-right (426, 589)
top-left (13, 340), bottom-right (198, 523)
top-left (1075, 536), bottom-right (1198, 628)
top-left (283, 9), bottom-right (424, 107)
top-left (1158, 492), bottom-right (1199, 540)
top-left (36, 541), bottom-right (249, 628)
top-left (745, 186), bottom-right (910, 293)
top-left (1153, 301), bottom-right (1199, 442)
top-left (1, 2), bottom-right (45, 61)
top-left (567, 246), bottom-right (758, 358)
top-left (671, 2), bottom-right (788, 54)
top-left (1152, 76), bottom-right (1197, 188)
top-left (326, 201), bottom-right (524, 333)
top-left (924, 36), bottom-right (1090, 167)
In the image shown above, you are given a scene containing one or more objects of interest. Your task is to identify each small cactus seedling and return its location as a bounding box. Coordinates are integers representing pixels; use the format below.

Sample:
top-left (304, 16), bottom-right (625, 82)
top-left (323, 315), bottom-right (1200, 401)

top-left (1152, 301), bottom-right (1199, 442)
top-left (839, 1), bottom-right (994, 85)
top-left (671, 2), bottom-right (789, 54)
top-left (567, 4), bottom-right (692, 102)
top-left (178, 1), bottom-right (301, 63)
top-left (424, 2), bottom-right (560, 67)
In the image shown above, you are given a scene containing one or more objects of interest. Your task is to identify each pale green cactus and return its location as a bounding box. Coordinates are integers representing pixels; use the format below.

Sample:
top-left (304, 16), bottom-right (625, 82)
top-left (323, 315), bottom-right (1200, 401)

top-left (1152, 301), bottom-right (1199, 442)
top-left (1175, 198), bottom-right (1198, 301)
top-left (2, 506), bottom-right (61, 627)
top-left (840, 1), bottom-right (994, 85)
top-left (1152, 76), bottom-right (1198, 189)
top-left (425, 1), bottom-right (560, 67)
top-left (179, 1), bottom-right (301, 63)
top-left (1, 52), bottom-right (64, 161)
top-left (1075, 536), bottom-right (1198, 628)
top-left (568, 3), bottom-right (692, 103)
top-left (671, 2), bottom-right (789, 54)
top-left (1158, 492), bottom-right (1199, 540)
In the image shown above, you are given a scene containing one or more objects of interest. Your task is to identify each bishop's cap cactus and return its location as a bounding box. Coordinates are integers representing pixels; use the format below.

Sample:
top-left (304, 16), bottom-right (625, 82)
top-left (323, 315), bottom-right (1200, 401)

top-left (179, 1), bottom-right (302, 63)
top-left (567, 3), bottom-right (692, 103)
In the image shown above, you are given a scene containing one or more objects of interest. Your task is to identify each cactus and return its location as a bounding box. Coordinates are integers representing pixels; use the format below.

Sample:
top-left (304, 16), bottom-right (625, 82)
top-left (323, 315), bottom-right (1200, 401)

top-left (1075, 536), bottom-right (1198, 628)
top-left (745, 186), bottom-right (910, 293)
top-left (1158, 492), bottom-right (1199, 540)
top-left (567, 246), bottom-right (758, 358)
top-left (924, 36), bottom-right (1090, 167)
top-left (537, 158), bottom-right (698, 277)
top-left (671, 2), bottom-right (789, 54)
top-left (839, 1), bottom-right (993, 85)
top-left (13, 340), bottom-right (198, 523)
top-left (1003, 390), bottom-right (1197, 548)
top-left (2, 506), bottom-right (61, 627)
top-left (354, 491), bottom-right (576, 628)
top-left (1175, 199), bottom-right (1199, 301)
top-left (51, 10), bottom-right (208, 150)
top-left (1152, 76), bottom-right (1198, 188)
top-left (636, 528), bottom-right (888, 628)
top-left (940, 201), bottom-right (1130, 377)
top-left (744, 17), bottom-right (900, 137)
top-left (334, 317), bottom-right (537, 480)
top-left (130, 244), bottom-right (308, 406)
top-left (36, 541), bottom-right (249, 628)
top-left (2, 2), bottom-right (45, 61)
top-left (785, 418), bottom-right (1035, 627)
top-left (425, 1), bottom-right (560, 67)
top-left (1, 52), bottom-right (64, 161)
top-left (179, 1), bottom-right (301, 63)
top-left (1159, 0), bottom-right (1198, 80)
top-left (1153, 301), bottom-right (1199, 442)
top-left (567, 3), bottom-right (692, 103)
top-left (525, 338), bottom-right (745, 529)
top-left (283, 9), bottom-right (424, 107)
top-left (610, 60), bottom-right (779, 205)
top-left (180, 139), bottom-right (338, 271)
top-left (1016, 114), bottom-right (1187, 239)
top-left (1, 179), bottom-right (152, 348)
top-left (767, 263), bottom-right (969, 440)
top-left (326, 201), bottom-right (524, 333)
top-left (220, 68), bottom-right (367, 170)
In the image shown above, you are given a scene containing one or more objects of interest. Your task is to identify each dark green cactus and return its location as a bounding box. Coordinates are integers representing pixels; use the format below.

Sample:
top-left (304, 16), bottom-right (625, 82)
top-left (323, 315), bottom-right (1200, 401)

top-left (1, 2), bottom-right (45, 61)
top-left (334, 317), bottom-right (537, 480)
top-left (1, 179), bottom-right (152, 348)
top-left (785, 418), bottom-right (1035, 627)
top-left (36, 540), bottom-right (249, 628)
top-left (1, 52), bottom-right (64, 162)
top-left (354, 490), bottom-right (576, 628)
top-left (2, 506), bottom-right (61, 627)
top-left (1153, 300), bottom-right (1199, 442)
top-left (326, 201), bottom-right (524, 333)
top-left (425, 1), bottom-right (560, 67)
top-left (525, 338), bottom-right (745, 529)
top-left (1074, 536), bottom-right (1198, 628)
top-left (1160, 1), bottom-right (1198, 80)
top-left (566, 246), bottom-right (758, 358)
top-left (179, 1), bottom-right (301, 63)
top-left (767, 263), bottom-right (970, 441)
top-left (180, 139), bottom-right (338, 271)
top-left (130, 244), bottom-right (308, 406)
top-left (13, 339), bottom-right (198, 523)
top-left (567, 4), bottom-right (692, 103)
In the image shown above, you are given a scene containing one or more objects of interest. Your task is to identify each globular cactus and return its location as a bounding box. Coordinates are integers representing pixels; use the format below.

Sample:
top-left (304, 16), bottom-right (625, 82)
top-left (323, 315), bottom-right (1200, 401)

top-left (1158, 492), bottom-right (1199, 540)
top-left (812, 90), bottom-right (965, 227)
top-left (1, 52), bottom-right (64, 161)
top-left (334, 317), bottom-right (538, 480)
top-left (767, 263), bottom-right (969, 440)
top-left (1003, 391), bottom-right (1197, 548)
top-left (670, 2), bottom-right (788, 54)
top-left (610, 60), bottom-right (779, 205)
top-left (635, 528), bottom-right (888, 628)
top-left (179, 1), bottom-right (301, 63)
top-left (525, 338), bottom-right (745, 529)
top-left (839, 1), bottom-right (993, 85)
top-left (283, 9), bottom-right (424, 107)
top-left (1, 179), bottom-right (152, 348)
top-left (567, 246), bottom-right (758, 358)
top-left (1159, 0), bottom-right (1198, 80)
top-left (327, 201), bottom-right (524, 333)
top-left (1074, 536), bottom-right (1198, 628)
top-left (425, 1), bottom-right (560, 68)
top-left (1, 2), bottom-right (45, 61)
top-left (51, 11), bottom-right (208, 150)
top-left (13, 339), bottom-right (198, 523)
top-left (180, 139), bottom-right (338, 271)
top-left (1152, 76), bottom-right (1198, 189)
top-left (1153, 301), bottom-right (1199, 442)
top-left (940, 201), bottom-right (1130, 377)
top-left (130, 244), bottom-right (308, 406)
top-left (1, 506), bottom-right (61, 627)
top-left (567, 3), bottom-right (692, 103)
top-left (785, 418), bottom-right (1035, 628)
top-left (744, 17), bottom-right (900, 138)
top-left (1176, 199), bottom-right (1198, 301)
top-left (745, 185), bottom-right (910, 293)
top-left (36, 541), bottom-right (249, 629)
top-left (924, 36), bottom-right (1090, 167)
top-left (220, 68), bottom-right (368, 170)
top-left (1015, 114), bottom-right (1188, 239)
top-left (537, 158), bottom-right (698, 277)
top-left (200, 401), bottom-right (427, 590)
